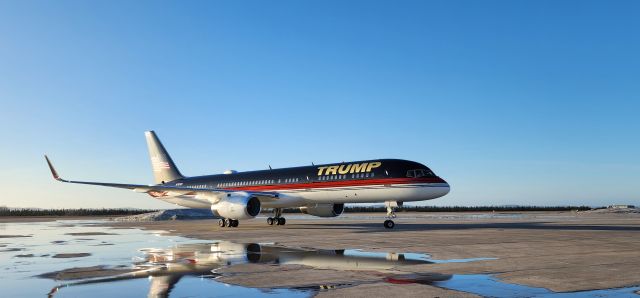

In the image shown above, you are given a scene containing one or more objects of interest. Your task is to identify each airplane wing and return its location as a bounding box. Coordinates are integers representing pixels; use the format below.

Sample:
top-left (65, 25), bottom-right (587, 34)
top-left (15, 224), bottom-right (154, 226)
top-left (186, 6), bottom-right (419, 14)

top-left (44, 155), bottom-right (279, 203)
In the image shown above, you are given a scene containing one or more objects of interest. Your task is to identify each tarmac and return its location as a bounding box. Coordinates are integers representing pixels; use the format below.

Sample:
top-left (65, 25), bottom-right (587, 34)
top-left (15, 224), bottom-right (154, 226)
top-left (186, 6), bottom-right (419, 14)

top-left (104, 211), bottom-right (640, 296)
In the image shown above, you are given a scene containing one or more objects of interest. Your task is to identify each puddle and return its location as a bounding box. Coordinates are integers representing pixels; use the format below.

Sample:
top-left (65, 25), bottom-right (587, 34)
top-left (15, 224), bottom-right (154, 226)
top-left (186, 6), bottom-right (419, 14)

top-left (0, 221), bottom-right (312, 297)
top-left (43, 241), bottom-right (451, 297)
top-left (343, 249), bottom-right (497, 263)
top-left (1, 220), bottom-right (639, 297)
top-left (436, 274), bottom-right (640, 297)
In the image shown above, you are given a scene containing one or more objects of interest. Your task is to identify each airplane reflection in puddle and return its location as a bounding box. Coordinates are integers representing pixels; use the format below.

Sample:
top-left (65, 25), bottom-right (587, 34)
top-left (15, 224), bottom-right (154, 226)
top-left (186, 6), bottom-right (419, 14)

top-left (47, 241), bottom-right (451, 297)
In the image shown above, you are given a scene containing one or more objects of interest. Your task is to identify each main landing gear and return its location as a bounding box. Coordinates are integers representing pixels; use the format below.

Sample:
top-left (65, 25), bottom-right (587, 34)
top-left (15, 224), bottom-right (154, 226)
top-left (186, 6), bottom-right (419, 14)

top-left (219, 218), bottom-right (239, 228)
top-left (267, 208), bottom-right (286, 226)
top-left (383, 201), bottom-right (402, 229)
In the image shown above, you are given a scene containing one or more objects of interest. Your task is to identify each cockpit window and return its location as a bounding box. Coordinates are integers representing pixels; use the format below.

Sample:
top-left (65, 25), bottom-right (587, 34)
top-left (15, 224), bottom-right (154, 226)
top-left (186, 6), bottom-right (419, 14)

top-left (407, 169), bottom-right (435, 178)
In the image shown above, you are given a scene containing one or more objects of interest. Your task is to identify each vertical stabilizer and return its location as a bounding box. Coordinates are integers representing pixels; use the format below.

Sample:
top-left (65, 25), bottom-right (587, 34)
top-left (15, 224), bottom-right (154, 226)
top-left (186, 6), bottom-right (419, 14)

top-left (145, 131), bottom-right (184, 184)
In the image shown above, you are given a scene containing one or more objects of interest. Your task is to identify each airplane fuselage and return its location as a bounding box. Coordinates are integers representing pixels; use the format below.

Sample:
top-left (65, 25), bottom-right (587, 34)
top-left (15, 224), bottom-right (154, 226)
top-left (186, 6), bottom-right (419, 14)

top-left (154, 159), bottom-right (450, 209)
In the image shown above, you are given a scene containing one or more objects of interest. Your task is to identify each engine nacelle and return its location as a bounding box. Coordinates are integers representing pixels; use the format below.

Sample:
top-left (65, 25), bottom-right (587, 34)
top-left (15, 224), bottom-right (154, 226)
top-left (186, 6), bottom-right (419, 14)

top-left (300, 203), bottom-right (344, 217)
top-left (211, 194), bottom-right (261, 220)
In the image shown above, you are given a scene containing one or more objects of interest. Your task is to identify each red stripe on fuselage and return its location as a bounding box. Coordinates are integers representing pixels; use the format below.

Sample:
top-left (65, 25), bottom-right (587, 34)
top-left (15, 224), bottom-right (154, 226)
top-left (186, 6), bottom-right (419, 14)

top-left (220, 177), bottom-right (446, 192)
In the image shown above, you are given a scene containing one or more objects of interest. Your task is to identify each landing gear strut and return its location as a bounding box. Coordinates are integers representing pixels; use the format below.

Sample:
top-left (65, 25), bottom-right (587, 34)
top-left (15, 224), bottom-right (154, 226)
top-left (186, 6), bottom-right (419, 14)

top-left (267, 208), bottom-right (286, 226)
top-left (383, 201), bottom-right (402, 229)
top-left (219, 218), bottom-right (239, 228)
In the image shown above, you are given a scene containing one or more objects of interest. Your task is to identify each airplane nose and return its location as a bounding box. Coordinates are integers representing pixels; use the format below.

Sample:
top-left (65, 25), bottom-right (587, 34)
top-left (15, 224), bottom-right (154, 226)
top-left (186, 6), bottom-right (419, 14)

top-left (440, 178), bottom-right (451, 195)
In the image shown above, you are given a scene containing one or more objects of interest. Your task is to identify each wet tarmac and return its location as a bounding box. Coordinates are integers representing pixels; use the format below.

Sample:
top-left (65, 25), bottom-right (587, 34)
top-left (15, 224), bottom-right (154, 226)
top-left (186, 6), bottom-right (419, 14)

top-left (1, 219), bottom-right (640, 297)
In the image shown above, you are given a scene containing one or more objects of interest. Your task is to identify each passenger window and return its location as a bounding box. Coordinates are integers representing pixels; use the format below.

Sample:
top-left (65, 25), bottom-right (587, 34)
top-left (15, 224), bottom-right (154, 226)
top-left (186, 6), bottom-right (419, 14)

top-left (406, 170), bottom-right (415, 178)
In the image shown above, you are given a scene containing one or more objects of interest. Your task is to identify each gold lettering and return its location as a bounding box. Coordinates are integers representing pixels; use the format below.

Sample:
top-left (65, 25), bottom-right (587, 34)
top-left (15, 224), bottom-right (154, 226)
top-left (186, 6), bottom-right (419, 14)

top-left (326, 165), bottom-right (339, 175)
top-left (317, 166), bottom-right (328, 176)
top-left (366, 162), bottom-right (382, 172)
top-left (338, 164), bottom-right (352, 174)
top-left (350, 163), bottom-right (368, 173)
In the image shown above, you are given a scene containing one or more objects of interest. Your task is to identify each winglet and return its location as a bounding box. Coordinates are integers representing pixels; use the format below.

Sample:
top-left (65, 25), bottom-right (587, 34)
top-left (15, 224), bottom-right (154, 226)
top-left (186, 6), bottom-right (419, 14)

top-left (44, 155), bottom-right (62, 181)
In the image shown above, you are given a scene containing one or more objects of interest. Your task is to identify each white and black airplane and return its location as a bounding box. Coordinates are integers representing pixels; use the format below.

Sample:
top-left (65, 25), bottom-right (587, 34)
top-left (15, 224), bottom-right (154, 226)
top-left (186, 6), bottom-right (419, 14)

top-left (45, 131), bottom-right (450, 228)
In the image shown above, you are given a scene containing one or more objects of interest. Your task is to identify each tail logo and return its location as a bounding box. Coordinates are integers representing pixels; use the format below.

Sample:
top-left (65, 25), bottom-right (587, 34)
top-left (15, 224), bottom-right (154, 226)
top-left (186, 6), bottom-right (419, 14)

top-left (151, 156), bottom-right (171, 172)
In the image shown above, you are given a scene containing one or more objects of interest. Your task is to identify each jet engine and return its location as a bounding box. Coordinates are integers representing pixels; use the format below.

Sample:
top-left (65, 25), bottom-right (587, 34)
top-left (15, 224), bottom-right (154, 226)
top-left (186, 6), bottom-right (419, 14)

top-left (211, 194), bottom-right (261, 219)
top-left (300, 203), bottom-right (344, 217)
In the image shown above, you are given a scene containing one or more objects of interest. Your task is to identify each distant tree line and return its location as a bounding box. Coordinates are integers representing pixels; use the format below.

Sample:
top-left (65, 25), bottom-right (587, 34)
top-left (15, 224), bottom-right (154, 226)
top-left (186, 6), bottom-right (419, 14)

top-left (0, 207), bottom-right (158, 217)
top-left (341, 205), bottom-right (592, 212)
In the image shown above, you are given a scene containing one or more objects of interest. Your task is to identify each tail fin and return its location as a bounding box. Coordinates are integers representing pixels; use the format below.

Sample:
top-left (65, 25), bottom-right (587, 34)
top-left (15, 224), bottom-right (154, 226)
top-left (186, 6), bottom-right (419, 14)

top-left (145, 131), bottom-right (184, 184)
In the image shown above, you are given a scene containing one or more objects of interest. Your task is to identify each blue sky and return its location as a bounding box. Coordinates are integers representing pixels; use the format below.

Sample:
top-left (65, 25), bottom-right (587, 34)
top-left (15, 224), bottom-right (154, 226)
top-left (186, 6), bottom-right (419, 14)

top-left (1, 0), bottom-right (638, 208)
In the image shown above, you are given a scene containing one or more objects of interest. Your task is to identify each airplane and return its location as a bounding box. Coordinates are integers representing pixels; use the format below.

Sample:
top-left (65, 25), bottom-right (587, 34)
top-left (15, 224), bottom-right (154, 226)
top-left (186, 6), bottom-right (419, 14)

top-left (45, 131), bottom-right (450, 229)
top-left (47, 241), bottom-right (452, 297)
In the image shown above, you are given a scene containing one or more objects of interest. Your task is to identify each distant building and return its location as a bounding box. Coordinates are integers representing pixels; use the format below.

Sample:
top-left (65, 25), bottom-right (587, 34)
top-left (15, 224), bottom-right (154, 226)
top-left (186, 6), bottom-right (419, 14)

top-left (608, 205), bottom-right (636, 209)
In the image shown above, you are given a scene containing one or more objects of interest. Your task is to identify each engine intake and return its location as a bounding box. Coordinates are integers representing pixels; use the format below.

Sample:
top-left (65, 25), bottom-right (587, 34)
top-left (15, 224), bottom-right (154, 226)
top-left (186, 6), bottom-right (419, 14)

top-left (300, 203), bottom-right (344, 217)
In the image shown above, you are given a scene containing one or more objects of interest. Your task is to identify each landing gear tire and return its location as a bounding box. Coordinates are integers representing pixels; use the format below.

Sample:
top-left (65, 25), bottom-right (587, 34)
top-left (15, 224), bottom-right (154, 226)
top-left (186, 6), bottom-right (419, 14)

top-left (384, 220), bottom-right (395, 229)
top-left (230, 219), bottom-right (239, 227)
top-left (218, 219), bottom-right (226, 227)
top-left (268, 208), bottom-right (286, 226)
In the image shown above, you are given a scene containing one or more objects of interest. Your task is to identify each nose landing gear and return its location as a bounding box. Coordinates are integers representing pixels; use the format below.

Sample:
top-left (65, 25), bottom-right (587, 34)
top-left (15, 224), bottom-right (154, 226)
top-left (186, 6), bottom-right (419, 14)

top-left (384, 219), bottom-right (395, 229)
top-left (383, 201), bottom-right (402, 229)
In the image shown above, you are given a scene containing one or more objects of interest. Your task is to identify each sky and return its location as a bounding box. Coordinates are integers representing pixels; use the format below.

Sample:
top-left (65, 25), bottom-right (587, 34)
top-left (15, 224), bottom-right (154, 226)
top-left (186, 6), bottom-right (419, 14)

top-left (0, 0), bottom-right (639, 209)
